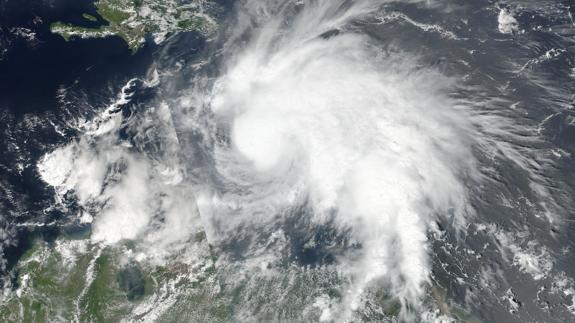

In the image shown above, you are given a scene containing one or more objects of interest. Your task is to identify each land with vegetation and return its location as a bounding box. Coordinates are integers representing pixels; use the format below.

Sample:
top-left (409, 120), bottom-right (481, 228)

top-left (50, 0), bottom-right (217, 52)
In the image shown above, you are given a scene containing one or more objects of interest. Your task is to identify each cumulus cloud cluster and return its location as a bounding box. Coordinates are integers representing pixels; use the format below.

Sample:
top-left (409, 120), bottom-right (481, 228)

top-left (38, 79), bottom-right (202, 262)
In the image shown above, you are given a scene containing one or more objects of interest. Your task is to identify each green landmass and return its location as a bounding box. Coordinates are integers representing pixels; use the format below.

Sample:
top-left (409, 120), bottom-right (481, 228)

top-left (82, 13), bottom-right (98, 22)
top-left (0, 234), bottom-right (482, 322)
top-left (50, 0), bottom-right (217, 53)
top-left (0, 240), bottom-right (133, 322)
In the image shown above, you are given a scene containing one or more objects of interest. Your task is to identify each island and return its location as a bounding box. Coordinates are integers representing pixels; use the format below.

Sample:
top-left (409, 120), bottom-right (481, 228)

top-left (50, 0), bottom-right (218, 52)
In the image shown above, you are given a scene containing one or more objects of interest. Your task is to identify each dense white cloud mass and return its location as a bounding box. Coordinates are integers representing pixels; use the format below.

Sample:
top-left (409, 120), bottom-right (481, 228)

top-left (498, 8), bottom-right (519, 34)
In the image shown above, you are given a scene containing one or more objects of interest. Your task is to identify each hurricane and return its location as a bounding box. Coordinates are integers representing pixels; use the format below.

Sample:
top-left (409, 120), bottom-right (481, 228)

top-left (199, 0), bottom-right (480, 317)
